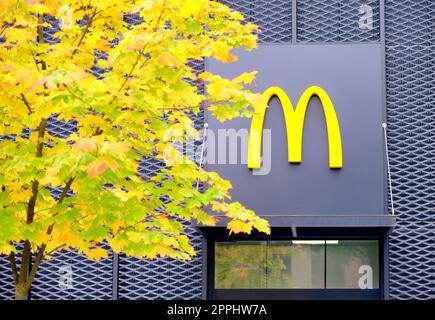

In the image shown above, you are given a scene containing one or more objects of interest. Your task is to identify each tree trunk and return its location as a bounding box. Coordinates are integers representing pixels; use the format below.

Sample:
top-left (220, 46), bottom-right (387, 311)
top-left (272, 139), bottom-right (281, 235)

top-left (15, 285), bottom-right (29, 300)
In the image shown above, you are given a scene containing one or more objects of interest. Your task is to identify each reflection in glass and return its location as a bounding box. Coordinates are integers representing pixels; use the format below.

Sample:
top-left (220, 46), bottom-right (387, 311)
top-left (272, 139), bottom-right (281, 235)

top-left (326, 240), bottom-right (379, 289)
top-left (214, 241), bottom-right (325, 289)
top-left (214, 241), bottom-right (267, 288)
top-left (215, 240), bottom-right (380, 290)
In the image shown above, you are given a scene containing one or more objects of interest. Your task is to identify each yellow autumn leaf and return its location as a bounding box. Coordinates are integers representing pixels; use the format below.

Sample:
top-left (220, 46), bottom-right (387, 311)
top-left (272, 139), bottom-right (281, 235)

top-left (233, 71), bottom-right (257, 85)
top-left (126, 231), bottom-right (143, 243)
top-left (111, 220), bottom-right (125, 233)
top-left (87, 158), bottom-right (119, 177)
top-left (10, 189), bottom-right (33, 203)
top-left (86, 248), bottom-right (109, 260)
top-left (72, 138), bottom-right (98, 152)
top-left (212, 42), bottom-right (238, 63)
top-left (0, 243), bottom-right (15, 255)
top-left (253, 218), bottom-right (271, 235)
top-left (227, 219), bottom-right (253, 235)
top-left (95, 39), bottom-right (111, 52)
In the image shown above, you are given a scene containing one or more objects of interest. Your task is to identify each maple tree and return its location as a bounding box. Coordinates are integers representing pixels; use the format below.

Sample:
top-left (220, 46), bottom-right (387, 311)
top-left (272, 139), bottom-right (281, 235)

top-left (0, 0), bottom-right (270, 299)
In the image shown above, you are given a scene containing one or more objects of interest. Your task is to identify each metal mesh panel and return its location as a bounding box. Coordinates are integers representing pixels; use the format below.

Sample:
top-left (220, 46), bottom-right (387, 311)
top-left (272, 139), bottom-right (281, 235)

top-left (119, 145), bottom-right (203, 300)
top-left (123, 13), bottom-right (144, 26)
top-left (388, 222), bottom-right (435, 299)
top-left (0, 244), bottom-right (23, 300)
top-left (41, 15), bottom-right (61, 44)
top-left (0, 256), bottom-right (15, 299)
top-left (297, 0), bottom-right (380, 42)
top-left (117, 221), bottom-right (203, 300)
top-left (0, 256), bottom-right (14, 300)
top-left (220, 0), bottom-right (292, 43)
top-left (31, 247), bottom-right (113, 300)
top-left (220, 0), bottom-right (251, 17)
top-left (252, 0), bottom-right (292, 43)
top-left (118, 124), bottom-right (204, 300)
top-left (118, 154), bottom-right (203, 300)
top-left (46, 115), bottom-right (78, 138)
top-left (117, 58), bottom-right (205, 300)
top-left (384, 0), bottom-right (435, 300)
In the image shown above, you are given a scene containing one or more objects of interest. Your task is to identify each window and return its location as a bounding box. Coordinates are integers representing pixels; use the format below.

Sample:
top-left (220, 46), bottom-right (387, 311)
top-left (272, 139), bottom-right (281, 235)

top-left (214, 240), bottom-right (379, 290)
top-left (326, 240), bottom-right (379, 289)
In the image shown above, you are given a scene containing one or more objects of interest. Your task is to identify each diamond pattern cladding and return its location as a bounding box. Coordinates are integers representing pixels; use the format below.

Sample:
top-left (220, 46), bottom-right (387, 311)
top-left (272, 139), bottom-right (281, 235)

top-left (297, 0), bottom-right (380, 42)
top-left (117, 53), bottom-right (205, 300)
top-left (31, 246), bottom-right (113, 300)
top-left (388, 222), bottom-right (435, 299)
top-left (384, 0), bottom-right (435, 300)
top-left (0, 255), bottom-right (15, 300)
top-left (118, 154), bottom-right (203, 300)
top-left (0, 244), bottom-right (23, 300)
top-left (220, 0), bottom-right (292, 43)
top-left (117, 219), bottom-right (203, 300)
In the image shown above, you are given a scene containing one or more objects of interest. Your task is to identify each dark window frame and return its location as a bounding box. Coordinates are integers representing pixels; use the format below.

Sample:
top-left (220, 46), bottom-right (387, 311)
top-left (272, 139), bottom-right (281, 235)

top-left (206, 235), bottom-right (384, 300)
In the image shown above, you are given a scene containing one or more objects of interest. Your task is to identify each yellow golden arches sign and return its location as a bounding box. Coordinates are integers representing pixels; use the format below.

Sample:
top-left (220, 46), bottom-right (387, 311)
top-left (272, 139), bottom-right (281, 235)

top-left (247, 86), bottom-right (343, 169)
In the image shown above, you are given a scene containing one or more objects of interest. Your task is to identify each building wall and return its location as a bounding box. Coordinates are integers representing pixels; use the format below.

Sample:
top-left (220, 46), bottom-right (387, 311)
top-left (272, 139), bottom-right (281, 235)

top-left (384, 0), bottom-right (435, 300)
top-left (1, 0), bottom-right (434, 300)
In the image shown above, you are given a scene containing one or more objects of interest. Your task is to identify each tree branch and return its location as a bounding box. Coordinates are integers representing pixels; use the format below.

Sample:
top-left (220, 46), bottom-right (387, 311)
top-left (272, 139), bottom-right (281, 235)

top-left (8, 252), bottom-right (18, 286)
top-left (19, 94), bottom-right (32, 113)
top-left (44, 244), bottom-right (66, 257)
top-left (26, 180), bottom-right (39, 224)
top-left (158, 105), bottom-right (204, 111)
top-left (58, 176), bottom-right (75, 205)
top-left (37, 14), bottom-right (47, 70)
top-left (17, 240), bottom-right (31, 287)
top-left (153, 0), bottom-right (167, 32)
top-left (24, 244), bottom-right (46, 293)
top-left (22, 176), bottom-right (75, 292)
top-left (0, 1), bottom-right (18, 38)
top-left (30, 48), bottom-right (41, 72)
top-left (94, 127), bottom-right (104, 135)
top-left (110, 2), bottom-right (167, 105)
top-left (110, 50), bottom-right (142, 104)
top-left (35, 117), bottom-right (47, 158)
top-left (26, 118), bottom-right (47, 224)
top-left (65, 86), bottom-right (88, 104)
top-left (13, 11), bottom-right (49, 300)
top-left (45, 176), bottom-right (76, 236)
top-left (72, 7), bottom-right (98, 56)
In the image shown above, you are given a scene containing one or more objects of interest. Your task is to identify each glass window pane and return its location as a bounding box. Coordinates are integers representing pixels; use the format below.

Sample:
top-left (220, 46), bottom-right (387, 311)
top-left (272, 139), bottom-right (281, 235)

top-left (326, 240), bottom-right (379, 289)
top-left (215, 241), bottom-right (267, 289)
top-left (214, 240), bottom-right (325, 289)
top-left (266, 241), bottom-right (325, 289)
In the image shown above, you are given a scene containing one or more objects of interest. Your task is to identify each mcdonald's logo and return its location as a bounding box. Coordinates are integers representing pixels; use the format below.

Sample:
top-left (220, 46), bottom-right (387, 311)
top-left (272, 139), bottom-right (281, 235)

top-left (247, 86), bottom-right (343, 169)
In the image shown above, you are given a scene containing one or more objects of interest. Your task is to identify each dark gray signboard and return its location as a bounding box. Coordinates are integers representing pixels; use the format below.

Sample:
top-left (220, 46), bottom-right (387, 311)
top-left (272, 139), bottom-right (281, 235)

top-left (205, 44), bottom-right (389, 225)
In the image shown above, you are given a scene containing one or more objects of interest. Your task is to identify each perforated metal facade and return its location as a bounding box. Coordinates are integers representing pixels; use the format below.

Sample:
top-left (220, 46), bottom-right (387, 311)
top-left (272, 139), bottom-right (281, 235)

top-left (1, 0), bottom-right (435, 300)
top-left (220, 0), bottom-right (292, 43)
top-left (117, 219), bottom-right (203, 300)
top-left (384, 0), bottom-right (435, 300)
top-left (31, 246), bottom-right (114, 300)
top-left (297, 0), bottom-right (380, 42)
